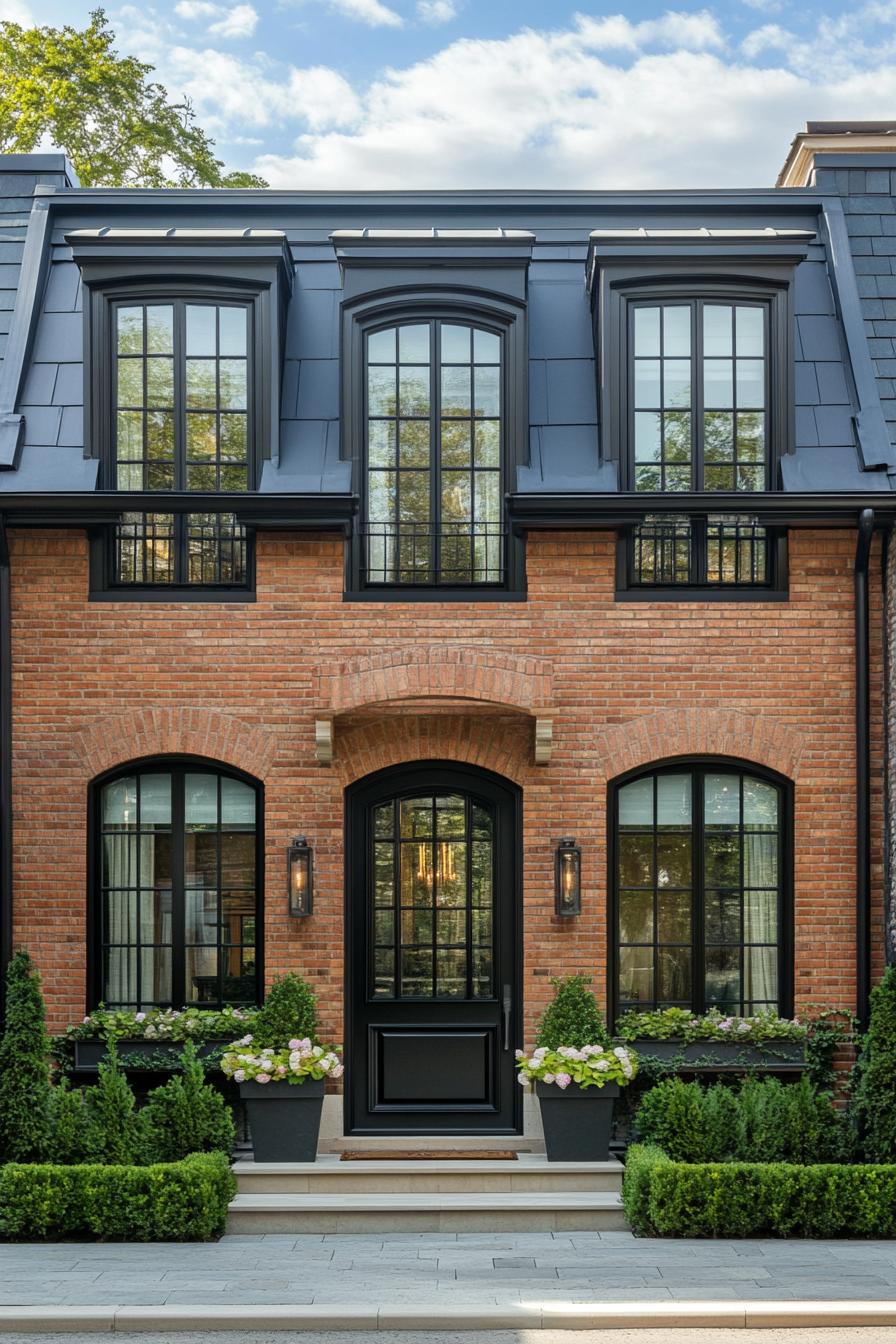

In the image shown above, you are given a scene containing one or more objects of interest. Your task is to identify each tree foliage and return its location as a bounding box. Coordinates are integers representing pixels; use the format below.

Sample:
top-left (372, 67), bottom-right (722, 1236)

top-left (534, 975), bottom-right (609, 1050)
top-left (853, 965), bottom-right (896, 1162)
top-left (0, 8), bottom-right (267, 188)
top-left (0, 949), bottom-right (53, 1163)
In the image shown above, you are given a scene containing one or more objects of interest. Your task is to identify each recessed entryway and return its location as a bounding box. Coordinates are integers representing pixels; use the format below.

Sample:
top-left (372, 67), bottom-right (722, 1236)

top-left (344, 761), bottom-right (522, 1135)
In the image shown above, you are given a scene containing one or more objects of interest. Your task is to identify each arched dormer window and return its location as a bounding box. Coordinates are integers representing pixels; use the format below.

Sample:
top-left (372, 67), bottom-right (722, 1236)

top-left (90, 760), bottom-right (261, 1010)
top-left (610, 761), bottom-right (792, 1021)
top-left (362, 316), bottom-right (504, 588)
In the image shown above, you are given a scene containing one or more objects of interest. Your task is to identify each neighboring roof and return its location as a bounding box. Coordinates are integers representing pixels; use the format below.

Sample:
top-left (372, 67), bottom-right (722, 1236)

top-left (778, 122), bottom-right (896, 188)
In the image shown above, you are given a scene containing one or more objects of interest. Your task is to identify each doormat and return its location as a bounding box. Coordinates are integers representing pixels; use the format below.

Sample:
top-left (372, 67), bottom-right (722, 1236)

top-left (340, 1149), bottom-right (519, 1161)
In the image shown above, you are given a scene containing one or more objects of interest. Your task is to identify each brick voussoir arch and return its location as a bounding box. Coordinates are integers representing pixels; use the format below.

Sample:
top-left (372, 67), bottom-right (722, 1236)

top-left (335, 715), bottom-right (530, 787)
top-left (319, 647), bottom-right (554, 716)
top-left (593, 708), bottom-right (804, 784)
top-left (77, 707), bottom-right (277, 782)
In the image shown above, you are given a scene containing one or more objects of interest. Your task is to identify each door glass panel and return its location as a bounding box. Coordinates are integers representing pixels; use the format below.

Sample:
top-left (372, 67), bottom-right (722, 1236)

top-left (369, 790), bottom-right (494, 1000)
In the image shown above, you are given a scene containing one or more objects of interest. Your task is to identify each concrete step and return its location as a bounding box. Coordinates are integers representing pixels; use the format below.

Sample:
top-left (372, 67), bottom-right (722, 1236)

top-left (233, 1155), bottom-right (624, 1195)
top-left (226, 1190), bottom-right (628, 1234)
top-left (324, 1134), bottom-right (542, 1152)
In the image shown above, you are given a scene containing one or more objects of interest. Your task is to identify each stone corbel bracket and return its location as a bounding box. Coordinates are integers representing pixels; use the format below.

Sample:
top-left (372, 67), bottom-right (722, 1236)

top-left (534, 716), bottom-right (553, 766)
top-left (315, 719), bottom-right (334, 764)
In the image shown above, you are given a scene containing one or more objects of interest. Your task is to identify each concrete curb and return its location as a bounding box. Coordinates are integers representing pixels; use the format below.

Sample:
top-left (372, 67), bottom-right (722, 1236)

top-left (3, 1301), bottom-right (896, 1332)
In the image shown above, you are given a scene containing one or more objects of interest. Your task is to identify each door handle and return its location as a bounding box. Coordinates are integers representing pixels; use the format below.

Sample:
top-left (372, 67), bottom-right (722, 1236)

top-left (502, 984), bottom-right (512, 1052)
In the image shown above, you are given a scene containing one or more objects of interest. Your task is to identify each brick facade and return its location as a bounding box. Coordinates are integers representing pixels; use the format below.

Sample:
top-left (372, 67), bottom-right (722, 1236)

top-left (9, 524), bottom-right (882, 1040)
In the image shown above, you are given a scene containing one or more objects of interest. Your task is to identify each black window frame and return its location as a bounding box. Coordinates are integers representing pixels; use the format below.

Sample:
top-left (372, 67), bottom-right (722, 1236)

top-left (342, 290), bottom-right (528, 601)
top-left (604, 275), bottom-right (794, 601)
top-left (607, 758), bottom-right (794, 1026)
top-left (87, 756), bottom-right (264, 1012)
top-left (86, 279), bottom-right (273, 602)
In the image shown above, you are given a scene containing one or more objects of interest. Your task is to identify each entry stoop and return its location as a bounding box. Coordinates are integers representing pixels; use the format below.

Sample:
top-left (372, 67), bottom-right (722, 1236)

top-left (227, 1155), bottom-right (627, 1233)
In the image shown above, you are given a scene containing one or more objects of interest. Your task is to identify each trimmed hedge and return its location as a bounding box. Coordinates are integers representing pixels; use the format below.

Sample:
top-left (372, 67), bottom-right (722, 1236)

top-left (0, 1151), bottom-right (235, 1241)
top-left (623, 1143), bottom-right (896, 1239)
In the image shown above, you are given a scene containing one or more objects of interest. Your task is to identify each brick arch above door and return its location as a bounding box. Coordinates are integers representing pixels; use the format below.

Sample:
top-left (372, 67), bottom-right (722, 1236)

top-left (317, 646), bottom-right (554, 717)
top-left (593, 708), bottom-right (805, 785)
top-left (77, 707), bottom-right (278, 783)
top-left (334, 713), bottom-right (532, 787)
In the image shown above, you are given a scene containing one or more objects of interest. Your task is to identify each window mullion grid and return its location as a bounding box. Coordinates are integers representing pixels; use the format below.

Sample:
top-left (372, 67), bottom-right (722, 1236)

top-left (173, 300), bottom-right (188, 583)
top-left (464, 795), bottom-right (473, 1000)
top-left (135, 775), bottom-right (143, 1010)
top-left (432, 320), bottom-right (441, 585)
top-left (652, 774), bottom-right (659, 1009)
top-left (171, 771), bottom-right (186, 1009)
top-left (694, 768), bottom-right (705, 1017)
top-left (216, 774), bottom-right (223, 1008)
top-left (693, 301), bottom-right (703, 492)
top-left (738, 770), bottom-right (746, 1015)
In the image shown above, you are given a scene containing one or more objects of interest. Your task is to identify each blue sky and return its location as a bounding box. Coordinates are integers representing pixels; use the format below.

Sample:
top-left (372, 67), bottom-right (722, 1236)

top-left (5, 0), bottom-right (896, 187)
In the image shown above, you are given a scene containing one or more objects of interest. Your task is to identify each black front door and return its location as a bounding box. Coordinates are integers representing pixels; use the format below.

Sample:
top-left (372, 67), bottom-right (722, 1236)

top-left (345, 762), bottom-right (521, 1135)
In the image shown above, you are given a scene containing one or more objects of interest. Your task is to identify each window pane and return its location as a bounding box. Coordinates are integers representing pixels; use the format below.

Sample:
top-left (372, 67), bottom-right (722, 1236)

top-left (619, 889), bottom-right (653, 943)
top-left (441, 365), bottom-right (471, 413)
top-left (140, 775), bottom-right (172, 827)
top-left (744, 778), bottom-right (778, 827)
top-left (117, 308), bottom-right (144, 355)
top-left (219, 360), bottom-right (247, 410)
top-left (219, 306), bottom-right (248, 357)
top-left (658, 947), bottom-right (691, 1001)
top-left (475, 420), bottom-right (500, 468)
top-left (704, 359), bottom-right (733, 408)
top-left (634, 307), bottom-right (660, 357)
top-left (736, 306), bottom-right (764, 357)
top-left (745, 889), bottom-right (777, 942)
top-left (619, 946), bottom-right (653, 1003)
top-left (186, 305), bottom-right (217, 357)
top-left (703, 305), bottom-right (733, 357)
top-left (474, 329), bottom-right (500, 362)
top-left (663, 306), bottom-right (691, 357)
top-left (705, 774), bottom-right (740, 826)
top-left (103, 776), bottom-right (138, 828)
top-left (117, 360), bottom-right (143, 407)
top-left (221, 776), bottom-right (255, 826)
top-left (368, 327), bottom-right (396, 362)
top-left (736, 360), bottom-right (765, 409)
top-left (399, 366), bottom-right (429, 416)
top-left (618, 834), bottom-right (653, 886)
top-left (657, 774), bottom-right (691, 827)
top-left (185, 774), bottom-right (218, 828)
top-left (146, 306), bottom-right (174, 355)
top-left (657, 891), bottom-right (691, 942)
top-left (634, 412), bottom-right (661, 463)
top-left (369, 420), bottom-right (396, 469)
top-left (399, 324), bottom-right (429, 362)
top-left (368, 366), bottom-right (396, 415)
top-left (441, 324), bottom-right (471, 362)
top-left (634, 360), bottom-right (661, 409)
top-left (619, 777), bottom-right (653, 827)
top-left (663, 361), bottom-right (691, 409)
top-left (474, 366), bottom-right (500, 417)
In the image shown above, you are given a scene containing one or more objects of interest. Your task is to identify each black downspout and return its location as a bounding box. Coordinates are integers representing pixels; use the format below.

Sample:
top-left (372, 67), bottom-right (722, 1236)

top-left (856, 508), bottom-right (875, 1030)
top-left (0, 516), bottom-right (9, 1020)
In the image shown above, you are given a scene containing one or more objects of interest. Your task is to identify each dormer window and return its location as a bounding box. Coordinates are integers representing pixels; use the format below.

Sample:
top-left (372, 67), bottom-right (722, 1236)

top-left (631, 299), bottom-right (768, 494)
top-left (363, 318), bottom-right (504, 588)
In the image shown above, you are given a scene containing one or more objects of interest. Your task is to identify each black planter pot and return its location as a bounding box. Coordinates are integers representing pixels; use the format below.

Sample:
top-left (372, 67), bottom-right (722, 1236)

top-left (73, 1038), bottom-right (231, 1072)
top-left (535, 1080), bottom-right (619, 1161)
top-left (624, 1039), bottom-right (806, 1070)
top-left (239, 1077), bottom-right (325, 1162)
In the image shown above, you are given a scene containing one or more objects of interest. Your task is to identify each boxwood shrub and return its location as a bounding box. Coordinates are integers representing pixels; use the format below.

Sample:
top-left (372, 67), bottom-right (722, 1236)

top-left (623, 1143), bottom-right (896, 1239)
top-left (0, 1152), bottom-right (235, 1241)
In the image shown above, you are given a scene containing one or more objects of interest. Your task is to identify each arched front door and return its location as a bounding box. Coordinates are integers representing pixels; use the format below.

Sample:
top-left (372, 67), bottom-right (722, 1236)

top-left (345, 762), bottom-right (522, 1135)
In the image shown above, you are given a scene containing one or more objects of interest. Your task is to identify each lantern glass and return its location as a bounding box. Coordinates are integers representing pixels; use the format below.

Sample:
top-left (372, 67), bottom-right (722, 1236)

top-left (555, 837), bottom-right (581, 917)
top-left (288, 837), bottom-right (313, 917)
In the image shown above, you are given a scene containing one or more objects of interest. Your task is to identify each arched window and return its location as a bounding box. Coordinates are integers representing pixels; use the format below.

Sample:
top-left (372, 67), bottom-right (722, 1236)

top-left (92, 762), bottom-right (261, 1010)
top-left (611, 762), bottom-right (791, 1020)
top-left (363, 318), bottom-right (504, 587)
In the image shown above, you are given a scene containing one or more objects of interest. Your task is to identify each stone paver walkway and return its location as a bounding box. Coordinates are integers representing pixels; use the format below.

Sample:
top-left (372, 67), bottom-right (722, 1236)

top-left (1, 1233), bottom-right (896, 1309)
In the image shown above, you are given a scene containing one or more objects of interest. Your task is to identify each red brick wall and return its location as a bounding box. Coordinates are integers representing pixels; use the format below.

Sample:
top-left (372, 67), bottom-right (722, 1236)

top-left (8, 526), bottom-right (883, 1040)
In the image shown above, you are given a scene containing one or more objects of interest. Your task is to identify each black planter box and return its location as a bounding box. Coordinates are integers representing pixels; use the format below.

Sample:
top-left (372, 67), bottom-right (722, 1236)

top-left (624, 1038), bottom-right (806, 1069)
top-left (536, 1080), bottom-right (620, 1162)
top-left (74, 1038), bottom-right (233, 1072)
top-left (239, 1077), bottom-right (325, 1162)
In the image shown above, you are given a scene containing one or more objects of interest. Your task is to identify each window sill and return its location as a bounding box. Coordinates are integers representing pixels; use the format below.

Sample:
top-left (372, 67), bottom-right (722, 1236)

top-left (344, 586), bottom-right (526, 604)
top-left (615, 585), bottom-right (788, 603)
top-left (89, 587), bottom-right (256, 604)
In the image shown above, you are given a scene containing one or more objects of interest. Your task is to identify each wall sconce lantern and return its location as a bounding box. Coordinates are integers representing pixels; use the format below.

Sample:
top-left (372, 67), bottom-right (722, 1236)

top-left (287, 837), bottom-right (313, 918)
top-left (554, 837), bottom-right (581, 917)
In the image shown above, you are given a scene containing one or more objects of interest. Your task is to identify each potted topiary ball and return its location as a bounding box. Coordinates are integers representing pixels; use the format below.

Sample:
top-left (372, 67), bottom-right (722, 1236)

top-left (221, 974), bottom-right (342, 1162)
top-left (517, 975), bottom-right (637, 1161)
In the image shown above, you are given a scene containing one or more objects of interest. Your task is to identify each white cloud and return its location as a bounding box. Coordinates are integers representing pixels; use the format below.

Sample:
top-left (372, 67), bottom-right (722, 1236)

top-left (741, 0), bottom-right (783, 11)
top-left (209, 4), bottom-right (258, 37)
top-left (0, 0), bottom-right (33, 21)
top-left (173, 1), bottom-right (258, 37)
top-left (326, 0), bottom-right (403, 27)
top-left (245, 7), bottom-right (896, 188)
top-left (416, 0), bottom-right (457, 24)
top-left (174, 0), bottom-right (218, 16)
top-left (741, 23), bottom-right (793, 57)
